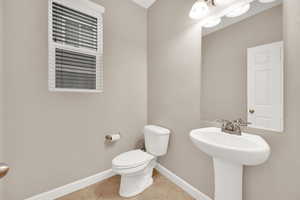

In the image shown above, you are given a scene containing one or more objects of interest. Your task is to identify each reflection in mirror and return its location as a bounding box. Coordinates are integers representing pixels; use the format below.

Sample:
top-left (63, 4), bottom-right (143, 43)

top-left (200, 1), bottom-right (283, 132)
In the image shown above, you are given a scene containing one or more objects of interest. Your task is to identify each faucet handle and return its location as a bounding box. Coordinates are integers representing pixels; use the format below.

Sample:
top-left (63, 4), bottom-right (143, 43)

top-left (215, 119), bottom-right (233, 130)
top-left (215, 119), bottom-right (229, 126)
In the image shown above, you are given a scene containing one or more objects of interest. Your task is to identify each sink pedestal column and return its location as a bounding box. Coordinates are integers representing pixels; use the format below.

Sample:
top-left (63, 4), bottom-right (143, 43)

top-left (213, 158), bottom-right (243, 200)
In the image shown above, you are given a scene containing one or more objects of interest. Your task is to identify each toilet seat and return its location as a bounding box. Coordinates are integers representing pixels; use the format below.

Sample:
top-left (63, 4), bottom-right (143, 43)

top-left (113, 150), bottom-right (154, 169)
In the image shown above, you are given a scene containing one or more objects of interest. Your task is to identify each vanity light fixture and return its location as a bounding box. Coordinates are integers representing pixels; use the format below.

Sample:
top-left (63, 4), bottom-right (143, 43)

top-left (203, 17), bottom-right (222, 28)
top-left (225, 3), bottom-right (250, 18)
top-left (189, 0), bottom-right (216, 20)
top-left (214, 0), bottom-right (236, 6)
top-left (190, 0), bottom-right (278, 28)
top-left (259, 0), bottom-right (277, 3)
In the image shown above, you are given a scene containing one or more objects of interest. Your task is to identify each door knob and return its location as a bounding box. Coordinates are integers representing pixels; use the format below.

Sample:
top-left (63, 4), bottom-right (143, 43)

top-left (249, 109), bottom-right (255, 114)
top-left (0, 163), bottom-right (9, 179)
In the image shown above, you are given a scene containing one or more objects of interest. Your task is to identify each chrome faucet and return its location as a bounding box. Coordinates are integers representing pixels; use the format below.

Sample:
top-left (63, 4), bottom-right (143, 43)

top-left (217, 118), bottom-right (251, 136)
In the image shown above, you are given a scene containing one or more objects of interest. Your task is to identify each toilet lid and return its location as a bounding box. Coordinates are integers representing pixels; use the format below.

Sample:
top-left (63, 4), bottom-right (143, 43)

top-left (112, 150), bottom-right (154, 169)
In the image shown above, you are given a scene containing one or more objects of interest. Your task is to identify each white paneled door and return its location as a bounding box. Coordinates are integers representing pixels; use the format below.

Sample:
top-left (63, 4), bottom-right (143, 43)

top-left (247, 41), bottom-right (284, 132)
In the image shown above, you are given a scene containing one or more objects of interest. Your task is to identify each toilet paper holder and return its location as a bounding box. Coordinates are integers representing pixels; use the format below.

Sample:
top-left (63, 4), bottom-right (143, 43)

top-left (105, 133), bottom-right (121, 142)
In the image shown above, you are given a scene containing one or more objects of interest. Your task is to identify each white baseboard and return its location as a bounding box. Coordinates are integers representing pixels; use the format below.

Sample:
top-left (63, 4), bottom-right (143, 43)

top-left (155, 164), bottom-right (212, 200)
top-left (25, 169), bottom-right (115, 200)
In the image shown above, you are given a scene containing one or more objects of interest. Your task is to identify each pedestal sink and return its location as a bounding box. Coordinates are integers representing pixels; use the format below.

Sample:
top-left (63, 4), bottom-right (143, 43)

top-left (190, 127), bottom-right (270, 200)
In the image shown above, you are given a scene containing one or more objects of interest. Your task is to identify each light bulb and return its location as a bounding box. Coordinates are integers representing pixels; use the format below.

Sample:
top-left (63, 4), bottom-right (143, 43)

top-left (214, 0), bottom-right (236, 6)
top-left (203, 17), bottom-right (221, 28)
top-left (225, 3), bottom-right (250, 18)
top-left (259, 0), bottom-right (277, 3)
top-left (189, 0), bottom-right (210, 20)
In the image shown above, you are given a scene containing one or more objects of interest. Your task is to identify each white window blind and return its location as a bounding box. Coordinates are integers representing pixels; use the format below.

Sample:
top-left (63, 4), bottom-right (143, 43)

top-left (48, 0), bottom-right (105, 92)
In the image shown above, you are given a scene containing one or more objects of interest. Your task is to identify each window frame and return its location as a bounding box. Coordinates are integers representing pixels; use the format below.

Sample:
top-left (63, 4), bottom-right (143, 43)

top-left (48, 0), bottom-right (105, 93)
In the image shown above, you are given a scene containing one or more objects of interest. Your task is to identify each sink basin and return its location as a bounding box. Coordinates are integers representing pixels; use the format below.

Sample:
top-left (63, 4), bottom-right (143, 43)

top-left (190, 127), bottom-right (270, 165)
top-left (190, 127), bottom-right (271, 200)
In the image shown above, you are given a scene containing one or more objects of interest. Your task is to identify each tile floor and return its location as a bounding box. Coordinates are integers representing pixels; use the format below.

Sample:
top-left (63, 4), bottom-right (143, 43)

top-left (57, 170), bottom-right (194, 200)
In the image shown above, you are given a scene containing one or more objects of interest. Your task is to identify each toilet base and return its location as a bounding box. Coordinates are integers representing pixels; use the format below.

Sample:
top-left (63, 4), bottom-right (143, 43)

top-left (119, 174), bottom-right (153, 198)
top-left (119, 161), bottom-right (156, 198)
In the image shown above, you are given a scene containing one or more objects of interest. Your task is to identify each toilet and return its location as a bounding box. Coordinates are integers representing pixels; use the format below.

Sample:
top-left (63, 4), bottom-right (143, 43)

top-left (112, 125), bottom-right (170, 198)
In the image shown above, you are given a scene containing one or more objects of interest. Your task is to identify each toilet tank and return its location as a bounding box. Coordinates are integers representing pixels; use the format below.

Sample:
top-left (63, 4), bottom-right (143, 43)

top-left (144, 125), bottom-right (170, 156)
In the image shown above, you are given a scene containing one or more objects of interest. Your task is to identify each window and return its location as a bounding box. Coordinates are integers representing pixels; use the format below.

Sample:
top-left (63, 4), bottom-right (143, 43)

top-left (48, 0), bottom-right (105, 92)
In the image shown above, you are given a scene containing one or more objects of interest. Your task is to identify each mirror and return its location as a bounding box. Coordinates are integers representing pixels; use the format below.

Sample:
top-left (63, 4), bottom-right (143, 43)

top-left (201, 1), bottom-right (284, 132)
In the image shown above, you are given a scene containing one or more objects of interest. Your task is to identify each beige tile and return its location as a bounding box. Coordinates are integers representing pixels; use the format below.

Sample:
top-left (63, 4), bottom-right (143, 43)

top-left (57, 170), bottom-right (194, 200)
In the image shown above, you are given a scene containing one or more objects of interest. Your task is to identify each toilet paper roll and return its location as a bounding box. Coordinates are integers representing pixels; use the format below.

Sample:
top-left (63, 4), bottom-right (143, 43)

top-left (105, 134), bottom-right (121, 142)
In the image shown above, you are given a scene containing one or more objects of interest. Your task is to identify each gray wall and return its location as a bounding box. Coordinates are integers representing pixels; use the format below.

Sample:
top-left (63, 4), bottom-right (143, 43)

top-left (2, 0), bottom-right (147, 199)
top-left (201, 5), bottom-right (283, 121)
top-left (148, 0), bottom-right (214, 197)
top-left (149, 0), bottom-right (300, 200)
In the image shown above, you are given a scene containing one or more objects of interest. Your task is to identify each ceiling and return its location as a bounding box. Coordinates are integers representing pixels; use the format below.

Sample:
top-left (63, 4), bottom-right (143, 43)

top-left (131, 0), bottom-right (157, 9)
top-left (202, 0), bottom-right (283, 36)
